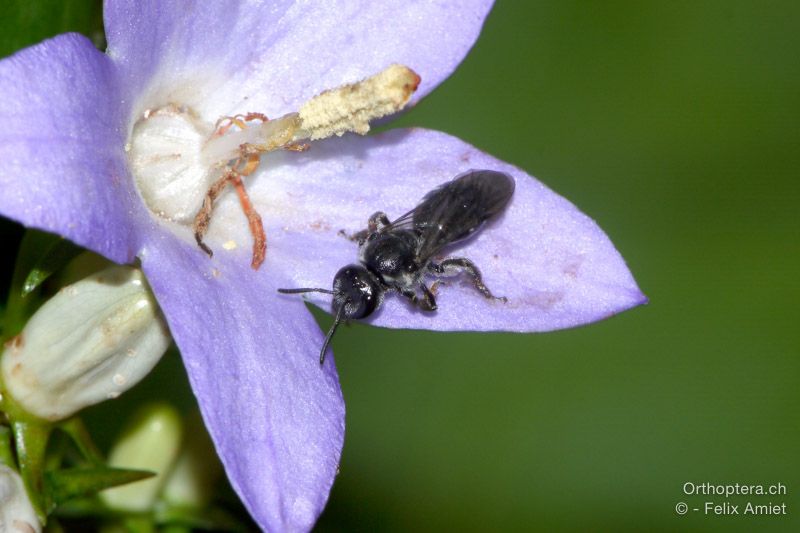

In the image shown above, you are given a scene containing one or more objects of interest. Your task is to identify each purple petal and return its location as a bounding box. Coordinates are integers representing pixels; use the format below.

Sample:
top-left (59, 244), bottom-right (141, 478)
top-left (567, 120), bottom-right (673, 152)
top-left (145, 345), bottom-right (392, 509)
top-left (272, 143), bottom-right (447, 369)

top-left (215, 128), bottom-right (646, 332)
top-left (104, 0), bottom-right (493, 116)
top-left (140, 232), bottom-right (344, 532)
top-left (0, 34), bottom-right (141, 263)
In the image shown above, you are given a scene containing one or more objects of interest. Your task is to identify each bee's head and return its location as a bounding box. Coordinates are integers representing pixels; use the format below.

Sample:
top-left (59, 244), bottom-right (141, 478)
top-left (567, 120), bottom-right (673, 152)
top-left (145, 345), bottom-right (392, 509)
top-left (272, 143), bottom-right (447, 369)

top-left (332, 264), bottom-right (383, 319)
top-left (278, 264), bottom-right (383, 365)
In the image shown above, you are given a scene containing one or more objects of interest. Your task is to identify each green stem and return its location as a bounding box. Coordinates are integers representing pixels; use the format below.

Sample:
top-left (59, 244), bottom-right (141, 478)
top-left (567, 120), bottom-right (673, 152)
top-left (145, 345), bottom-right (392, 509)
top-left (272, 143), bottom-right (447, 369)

top-left (123, 515), bottom-right (156, 533)
top-left (0, 425), bottom-right (14, 467)
top-left (13, 419), bottom-right (51, 523)
top-left (58, 417), bottom-right (103, 465)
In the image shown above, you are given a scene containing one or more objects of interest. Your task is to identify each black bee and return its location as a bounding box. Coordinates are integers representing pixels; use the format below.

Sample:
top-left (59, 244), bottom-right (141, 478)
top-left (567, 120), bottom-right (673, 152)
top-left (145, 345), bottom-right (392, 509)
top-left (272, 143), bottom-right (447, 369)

top-left (279, 169), bottom-right (515, 364)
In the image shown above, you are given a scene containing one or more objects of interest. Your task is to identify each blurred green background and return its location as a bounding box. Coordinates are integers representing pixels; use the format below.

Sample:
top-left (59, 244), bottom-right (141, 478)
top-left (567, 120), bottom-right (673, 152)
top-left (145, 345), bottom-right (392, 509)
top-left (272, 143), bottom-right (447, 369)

top-left (2, 1), bottom-right (798, 531)
top-left (322, 2), bottom-right (800, 531)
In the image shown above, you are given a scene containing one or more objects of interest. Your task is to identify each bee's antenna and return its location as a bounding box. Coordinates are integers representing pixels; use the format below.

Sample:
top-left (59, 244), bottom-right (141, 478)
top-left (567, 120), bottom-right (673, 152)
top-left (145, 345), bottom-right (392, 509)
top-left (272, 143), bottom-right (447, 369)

top-left (277, 287), bottom-right (335, 295)
top-left (320, 301), bottom-right (347, 365)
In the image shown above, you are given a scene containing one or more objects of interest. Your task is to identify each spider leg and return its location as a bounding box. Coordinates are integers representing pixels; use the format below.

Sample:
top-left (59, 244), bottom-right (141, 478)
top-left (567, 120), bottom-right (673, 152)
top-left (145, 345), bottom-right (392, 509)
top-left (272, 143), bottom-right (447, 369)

top-left (194, 112), bottom-right (295, 269)
top-left (235, 154), bottom-right (267, 269)
top-left (212, 112), bottom-right (269, 137)
top-left (193, 167), bottom-right (239, 258)
top-left (193, 155), bottom-right (268, 269)
top-left (284, 142), bottom-right (310, 152)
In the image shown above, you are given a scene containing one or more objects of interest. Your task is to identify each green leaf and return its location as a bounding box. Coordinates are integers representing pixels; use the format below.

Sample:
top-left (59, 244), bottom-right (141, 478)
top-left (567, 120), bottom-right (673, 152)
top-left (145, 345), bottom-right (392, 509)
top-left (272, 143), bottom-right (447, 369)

top-left (45, 466), bottom-right (155, 512)
top-left (21, 237), bottom-right (82, 296)
top-left (0, 0), bottom-right (104, 58)
top-left (156, 504), bottom-right (253, 533)
top-left (4, 230), bottom-right (77, 336)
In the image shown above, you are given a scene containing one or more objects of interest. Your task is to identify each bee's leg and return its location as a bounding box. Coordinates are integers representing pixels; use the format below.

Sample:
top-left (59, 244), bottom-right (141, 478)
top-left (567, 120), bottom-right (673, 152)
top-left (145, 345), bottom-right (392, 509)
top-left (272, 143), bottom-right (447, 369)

top-left (397, 286), bottom-right (438, 311)
top-left (428, 258), bottom-right (507, 302)
top-left (338, 211), bottom-right (391, 244)
top-left (429, 280), bottom-right (442, 295)
top-left (367, 211), bottom-right (391, 233)
top-left (337, 228), bottom-right (369, 244)
top-left (419, 283), bottom-right (438, 310)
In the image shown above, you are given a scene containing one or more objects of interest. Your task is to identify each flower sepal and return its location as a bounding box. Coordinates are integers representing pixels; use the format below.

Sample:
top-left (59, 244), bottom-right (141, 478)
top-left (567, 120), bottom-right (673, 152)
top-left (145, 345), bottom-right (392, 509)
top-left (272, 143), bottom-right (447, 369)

top-left (45, 465), bottom-right (155, 514)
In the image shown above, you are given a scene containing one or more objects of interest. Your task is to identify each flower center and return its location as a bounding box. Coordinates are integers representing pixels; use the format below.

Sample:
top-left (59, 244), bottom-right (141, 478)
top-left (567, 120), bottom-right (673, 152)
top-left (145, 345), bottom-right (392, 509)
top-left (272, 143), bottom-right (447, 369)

top-left (127, 105), bottom-right (215, 223)
top-left (126, 65), bottom-right (421, 269)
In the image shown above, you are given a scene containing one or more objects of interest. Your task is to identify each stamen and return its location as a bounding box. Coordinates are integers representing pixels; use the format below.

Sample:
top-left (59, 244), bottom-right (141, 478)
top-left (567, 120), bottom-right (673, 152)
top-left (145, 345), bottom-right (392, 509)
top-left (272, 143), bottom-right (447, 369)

top-left (296, 64), bottom-right (421, 140)
top-left (199, 65), bottom-right (420, 166)
top-left (201, 113), bottom-right (301, 167)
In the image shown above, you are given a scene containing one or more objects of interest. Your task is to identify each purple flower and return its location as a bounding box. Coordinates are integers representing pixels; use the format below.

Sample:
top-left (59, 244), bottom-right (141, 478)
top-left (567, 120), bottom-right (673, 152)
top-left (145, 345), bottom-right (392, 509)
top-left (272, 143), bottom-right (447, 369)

top-left (0, 1), bottom-right (645, 531)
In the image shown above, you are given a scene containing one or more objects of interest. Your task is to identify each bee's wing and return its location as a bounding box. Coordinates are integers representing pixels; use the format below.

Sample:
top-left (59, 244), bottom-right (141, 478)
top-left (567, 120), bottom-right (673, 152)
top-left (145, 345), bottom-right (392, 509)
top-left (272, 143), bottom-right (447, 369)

top-left (412, 170), bottom-right (515, 263)
top-left (380, 207), bottom-right (417, 232)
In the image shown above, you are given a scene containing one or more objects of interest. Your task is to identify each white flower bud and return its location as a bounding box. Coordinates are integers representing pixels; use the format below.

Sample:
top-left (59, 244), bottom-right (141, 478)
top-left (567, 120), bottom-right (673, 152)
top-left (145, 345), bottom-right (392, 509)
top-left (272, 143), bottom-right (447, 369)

top-left (160, 411), bottom-right (222, 508)
top-left (1, 266), bottom-right (171, 421)
top-left (0, 465), bottom-right (40, 533)
top-left (101, 403), bottom-right (183, 512)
